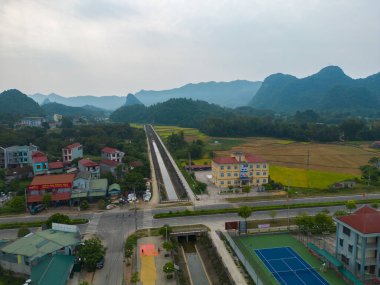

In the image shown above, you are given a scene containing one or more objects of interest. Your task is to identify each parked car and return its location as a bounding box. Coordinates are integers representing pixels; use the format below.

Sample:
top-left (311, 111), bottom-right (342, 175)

top-left (96, 257), bottom-right (105, 269)
top-left (28, 204), bottom-right (45, 215)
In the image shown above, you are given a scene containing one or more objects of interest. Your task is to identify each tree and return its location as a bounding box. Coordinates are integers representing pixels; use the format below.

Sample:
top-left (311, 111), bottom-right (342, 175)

top-left (79, 281), bottom-right (89, 285)
top-left (242, 186), bottom-right (251, 195)
top-left (369, 157), bottom-right (380, 167)
top-left (345, 200), bottom-right (357, 213)
top-left (163, 262), bottom-right (175, 277)
top-left (80, 200), bottom-right (89, 211)
top-left (371, 201), bottom-right (379, 209)
top-left (238, 206), bottom-right (252, 222)
top-left (269, 210), bottom-right (277, 222)
top-left (163, 241), bottom-right (174, 252)
top-left (7, 196), bottom-right (25, 212)
top-left (334, 210), bottom-right (348, 217)
top-left (46, 213), bottom-right (71, 229)
top-left (295, 213), bottom-right (314, 234)
top-left (77, 235), bottom-right (106, 271)
top-left (314, 212), bottom-right (335, 233)
top-left (42, 193), bottom-right (52, 209)
top-left (131, 272), bottom-right (140, 284)
top-left (17, 227), bottom-right (30, 237)
top-left (159, 225), bottom-right (172, 240)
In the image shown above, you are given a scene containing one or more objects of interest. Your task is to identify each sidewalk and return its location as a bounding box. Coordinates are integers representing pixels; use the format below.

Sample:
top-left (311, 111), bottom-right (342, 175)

top-left (209, 231), bottom-right (247, 285)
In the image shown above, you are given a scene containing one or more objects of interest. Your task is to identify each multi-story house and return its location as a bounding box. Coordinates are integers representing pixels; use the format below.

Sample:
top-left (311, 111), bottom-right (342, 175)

top-left (1, 144), bottom-right (38, 168)
top-left (18, 117), bottom-right (45, 128)
top-left (78, 159), bottom-right (100, 179)
top-left (101, 147), bottom-right (124, 163)
top-left (334, 205), bottom-right (380, 281)
top-left (31, 151), bottom-right (48, 176)
top-left (211, 152), bottom-right (269, 188)
top-left (62, 143), bottom-right (83, 163)
top-left (100, 159), bottom-right (120, 176)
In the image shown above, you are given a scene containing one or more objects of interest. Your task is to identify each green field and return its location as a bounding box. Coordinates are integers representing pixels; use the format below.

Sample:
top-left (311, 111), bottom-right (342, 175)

top-left (234, 233), bottom-right (347, 285)
top-left (270, 165), bottom-right (358, 189)
top-left (154, 125), bottom-right (208, 141)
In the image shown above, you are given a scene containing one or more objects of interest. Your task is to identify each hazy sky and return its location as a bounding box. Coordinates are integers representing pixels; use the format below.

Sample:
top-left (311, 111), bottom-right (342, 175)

top-left (0, 0), bottom-right (379, 96)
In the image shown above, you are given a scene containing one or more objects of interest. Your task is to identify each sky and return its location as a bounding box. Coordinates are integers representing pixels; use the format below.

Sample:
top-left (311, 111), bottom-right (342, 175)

top-left (0, 0), bottom-right (379, 97)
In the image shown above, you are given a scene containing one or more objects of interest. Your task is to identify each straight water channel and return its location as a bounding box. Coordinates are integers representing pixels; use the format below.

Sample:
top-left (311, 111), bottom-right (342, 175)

top-left (182, 242), bottom-right (210, 285)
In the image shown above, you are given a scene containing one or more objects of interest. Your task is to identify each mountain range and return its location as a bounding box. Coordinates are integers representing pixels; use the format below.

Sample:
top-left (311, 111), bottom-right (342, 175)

top-left (134, 80), bottom-right (262, 107)
top-left (249, 66), bottom-right (380, 114)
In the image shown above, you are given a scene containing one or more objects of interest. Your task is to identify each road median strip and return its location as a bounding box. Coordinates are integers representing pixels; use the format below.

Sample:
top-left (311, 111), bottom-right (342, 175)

top-left (0, 218), bottom-right (88, 230)
top-left (153, 199), bottom-right (379, 219)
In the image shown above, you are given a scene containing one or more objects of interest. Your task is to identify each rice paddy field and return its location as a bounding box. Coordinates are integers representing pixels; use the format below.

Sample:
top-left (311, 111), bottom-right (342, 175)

top-left (152, 125), bottom-right (379, 189)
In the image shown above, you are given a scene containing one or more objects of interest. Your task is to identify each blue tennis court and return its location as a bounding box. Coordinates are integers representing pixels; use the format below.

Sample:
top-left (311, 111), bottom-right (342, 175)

top-left (255, 247), bottom-right (329, 285)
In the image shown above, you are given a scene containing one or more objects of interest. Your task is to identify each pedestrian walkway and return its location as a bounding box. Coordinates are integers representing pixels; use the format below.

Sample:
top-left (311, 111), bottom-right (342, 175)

top-left (209, 231), bottom-right (247, 285)
top-left (85, 213), bottom-right (102, 235)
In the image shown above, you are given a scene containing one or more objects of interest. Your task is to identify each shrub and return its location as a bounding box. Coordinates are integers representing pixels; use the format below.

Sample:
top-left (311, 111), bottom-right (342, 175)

top-left (80, 200), bottom-right (89, 210)
top-left (17, 227), bottom-right (30, 237)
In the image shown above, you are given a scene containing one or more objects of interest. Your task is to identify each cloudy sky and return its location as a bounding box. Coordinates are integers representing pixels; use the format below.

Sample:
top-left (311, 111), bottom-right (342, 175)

top-left (0, 0), bottom-right (379, 96)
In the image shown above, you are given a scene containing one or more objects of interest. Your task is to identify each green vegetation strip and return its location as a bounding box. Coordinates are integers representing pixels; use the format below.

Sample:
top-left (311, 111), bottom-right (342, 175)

top-left (154, 199), bottom-right (379, 219)
top-left (0, 218), bottom-right (88, 230)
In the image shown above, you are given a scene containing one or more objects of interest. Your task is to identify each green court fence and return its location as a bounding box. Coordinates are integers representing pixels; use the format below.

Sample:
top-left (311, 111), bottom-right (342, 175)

top-left (223, 232), bottom-right (279, 285)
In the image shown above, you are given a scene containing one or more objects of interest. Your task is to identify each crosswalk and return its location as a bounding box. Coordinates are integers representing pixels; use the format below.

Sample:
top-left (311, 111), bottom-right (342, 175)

top-left (85, 212), bottom-right (102, 235)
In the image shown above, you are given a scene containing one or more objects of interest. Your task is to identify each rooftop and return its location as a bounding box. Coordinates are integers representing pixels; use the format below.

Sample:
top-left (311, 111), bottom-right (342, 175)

top-left (48, 161), bottom-right (64, 169)
top-left (33, 156), bottom-right (48, 163)
top-left (100, 159), bottom-right (120, 167)
top-left (1, 229), bottom-right (80, 260)
top-left (245, 154), bottom-right (266, 163)
top-left (29, 174), bottom-right (75, 186)
top-left (31, 255), bottom-right (75, 285)
top-left (129, 160), bottom-right (143, 167)
top-left (336, 205), bottom-right (380, 234)
top-left (90, 178), bottom-right (108, 190)
top-left (212, 157), bottom-right (238, 164)
top-left (64, 142), bottom-right (82, 150)
top-left (102, 146), bottom-right (120, 154)
top-left (79, 158), bottom-right (99, 167)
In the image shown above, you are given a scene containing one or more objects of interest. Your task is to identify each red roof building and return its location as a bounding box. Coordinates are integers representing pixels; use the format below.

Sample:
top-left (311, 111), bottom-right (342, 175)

top-left (334, 205), bottom-right (380, 279)
top-left (27, 174), bottom-right (75, 203)
top-left (78, 159), bottom-right (100, 179)
top-left (48, 161), bottom-right (64, 170)
top-left (62, 143), bottom-right (83, 163)
top-left (101, 147), bottom-right (124, 163)
top-left (211, 152), bottom-right (269, 188)
top-left (336, 205), bottom-right (380, 234)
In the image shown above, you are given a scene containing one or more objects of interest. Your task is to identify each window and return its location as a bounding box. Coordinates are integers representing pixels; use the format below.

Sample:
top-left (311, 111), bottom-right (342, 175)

top-left (343, 226), bottom-right (351, 237)
top-left (250, 172), bottom-right (253, 176)
top-left (256, 179), bottom-right (260, 184)
top-left (36, 165), bottom-right (41, 170)
top-left (221, 166), bottom-right (224, 170)
top-left (227, 165), bottom-right (231, 170)
top-left (221, 173), bottom-right (224, 177)
top-left (234, 173), bottom-right (238, 177)
top-left (263, 164), bottom-right (267, 168)
top-left (263, 172), bottom-right (267, 176)
top-left (348, 244), bottom-right (353, 253)
top-left (227, 173), bottom-right (231, 177)
top-left (221, 181), bottom-right (224, 185)
top-left (234, 165), bottom-right (238, 170)
top-left (250, 164), bottom-right (253, 169)
top-left (341, 255), bottom-right (349, 265)
top-left (256, 172), bottom-right (260, 176)
top-left (228, 181), bottom-right (231, 185)
top-left (339, 238), bottom-right (344, 247)
top-left (263, 179), bottom-right (267, 183)
top-left (257, 164), bottom-right (260, 168)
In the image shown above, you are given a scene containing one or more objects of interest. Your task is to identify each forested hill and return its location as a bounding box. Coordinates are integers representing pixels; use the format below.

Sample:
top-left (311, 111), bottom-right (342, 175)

top-left (249, 66), bottom-right (380, 114)
top-left (110, 98), bottom-right (233, 127)
top-left (135, 80), bottom-right (262, 107)
top-left (0, 89), bottom-right (45, 121)
top-left (42, 102), bottom-right (107, 117)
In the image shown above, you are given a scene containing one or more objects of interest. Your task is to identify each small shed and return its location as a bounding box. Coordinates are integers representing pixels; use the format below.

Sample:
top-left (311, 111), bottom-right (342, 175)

top-left (108, 183), bottom-right (121, 197)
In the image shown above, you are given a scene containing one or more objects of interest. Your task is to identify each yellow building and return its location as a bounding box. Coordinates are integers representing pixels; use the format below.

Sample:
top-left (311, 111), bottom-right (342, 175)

top-left (211, 152), bottom-right (269, 188)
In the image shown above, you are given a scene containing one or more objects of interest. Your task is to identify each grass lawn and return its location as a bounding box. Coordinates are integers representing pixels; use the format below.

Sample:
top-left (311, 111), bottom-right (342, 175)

top-left (234, 233), bottom-right (348, 285)
top-left (270, 165), bottom-right (358, 189)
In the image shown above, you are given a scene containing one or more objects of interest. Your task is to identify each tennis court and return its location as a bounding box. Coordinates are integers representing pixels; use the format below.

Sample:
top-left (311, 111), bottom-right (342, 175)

top-left (255, 247), bottom-right (329, 285)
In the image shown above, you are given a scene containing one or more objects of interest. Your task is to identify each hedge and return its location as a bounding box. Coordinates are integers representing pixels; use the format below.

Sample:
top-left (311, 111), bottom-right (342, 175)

top-left (0, 218), bottom-right (88, 230)
top-left (153, 199), bottom-right (379, 219)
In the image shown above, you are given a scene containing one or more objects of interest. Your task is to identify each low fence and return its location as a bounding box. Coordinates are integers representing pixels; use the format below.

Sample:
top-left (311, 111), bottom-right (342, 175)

top-left (222, 231), bottom-right (268, 285)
